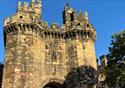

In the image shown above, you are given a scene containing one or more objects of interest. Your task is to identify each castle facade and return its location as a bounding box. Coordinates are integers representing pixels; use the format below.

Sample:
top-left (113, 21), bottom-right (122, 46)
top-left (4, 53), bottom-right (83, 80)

top-left (2, 0), bottom-right (97, 88)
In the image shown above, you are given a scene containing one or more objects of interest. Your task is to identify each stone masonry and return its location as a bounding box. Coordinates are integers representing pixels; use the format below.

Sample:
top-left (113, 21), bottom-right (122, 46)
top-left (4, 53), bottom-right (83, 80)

top-left (2, 0), bottom-right (97, 88)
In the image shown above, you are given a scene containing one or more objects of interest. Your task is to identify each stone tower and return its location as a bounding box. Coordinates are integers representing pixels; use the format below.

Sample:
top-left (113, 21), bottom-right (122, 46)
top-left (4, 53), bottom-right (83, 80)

top-left (2, 0), bottom-right (97, 88)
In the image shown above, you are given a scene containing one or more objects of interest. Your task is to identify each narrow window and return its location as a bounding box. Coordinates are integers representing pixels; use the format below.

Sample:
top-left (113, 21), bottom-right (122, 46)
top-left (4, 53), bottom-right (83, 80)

top-left (46, 44), bottom-right (49, 49)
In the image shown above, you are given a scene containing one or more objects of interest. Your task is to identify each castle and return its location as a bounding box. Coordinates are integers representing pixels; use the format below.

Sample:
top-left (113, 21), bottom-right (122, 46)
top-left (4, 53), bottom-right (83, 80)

top-left (2, 0), bottom-right (97, 88)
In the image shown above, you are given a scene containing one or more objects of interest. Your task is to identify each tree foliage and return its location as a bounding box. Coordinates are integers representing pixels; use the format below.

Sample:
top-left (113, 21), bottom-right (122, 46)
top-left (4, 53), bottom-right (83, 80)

top-left (106, 30), bottom-right (125, 88)
top-left (64, 66), bottom-right (98, 88)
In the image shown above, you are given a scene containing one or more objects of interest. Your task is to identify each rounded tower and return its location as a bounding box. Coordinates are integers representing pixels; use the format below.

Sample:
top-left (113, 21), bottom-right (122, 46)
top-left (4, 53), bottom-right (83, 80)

top-left (62, 4), bottom-right (97, 69)
top-left (2, 0), bottom-right (47, 88)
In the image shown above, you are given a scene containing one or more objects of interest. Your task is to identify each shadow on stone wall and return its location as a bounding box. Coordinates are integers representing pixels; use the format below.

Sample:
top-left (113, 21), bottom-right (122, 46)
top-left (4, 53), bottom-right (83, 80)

top-left (0, 63), bottom-right (3, 88)
top-left (63, 66), bottom-right (98, 88)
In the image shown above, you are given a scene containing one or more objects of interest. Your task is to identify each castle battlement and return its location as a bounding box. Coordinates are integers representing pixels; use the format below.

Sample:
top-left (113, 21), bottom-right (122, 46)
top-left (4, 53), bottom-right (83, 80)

top-left (4, 21), bottom-right (96, 41)
top-left (4, 0), bottom-right (96, 39)
top-left (4, 0), bottom-right (42, 26)
top-left (4, 0), bottom-right (96, 41)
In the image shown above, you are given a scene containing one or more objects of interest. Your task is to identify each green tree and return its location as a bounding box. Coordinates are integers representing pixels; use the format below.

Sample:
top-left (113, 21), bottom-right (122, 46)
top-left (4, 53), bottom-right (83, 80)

top-left (106, 30), bottom-right (125, 88)
top-left (64, 66), bottom-right (98, 88)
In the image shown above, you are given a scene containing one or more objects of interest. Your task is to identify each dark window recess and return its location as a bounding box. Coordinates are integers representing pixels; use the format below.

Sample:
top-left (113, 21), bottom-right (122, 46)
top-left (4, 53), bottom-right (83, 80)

top-left (83, 45), bottom-right (85, 50)
top-left (87, 24), bottom-right (89, 27)
top-left (59, 46), bottom-right (62, 50)
top-left (88, 32), bottom-right (90, 37)
top-left (20, 16), bottom-right (23, 19)
top-left (63, 11), bottom-right (66, 24)
top-left (46, 45), bottom-right (49, 49)
top-left (68, 25), bottom-right (70, 28)
top-left (78, 23), bottom-right (80, 26)
top-left (71, 13), bottom-right (74, 21)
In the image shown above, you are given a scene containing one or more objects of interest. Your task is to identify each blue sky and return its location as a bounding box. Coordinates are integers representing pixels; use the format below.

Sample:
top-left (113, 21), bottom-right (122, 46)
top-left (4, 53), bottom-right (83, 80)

top-left (0, 0), bottom-right (125, 63)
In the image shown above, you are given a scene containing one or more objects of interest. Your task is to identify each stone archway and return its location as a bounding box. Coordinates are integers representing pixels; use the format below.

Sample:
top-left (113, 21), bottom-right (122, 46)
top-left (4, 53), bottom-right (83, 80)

top-left (41, 77), bottom-right (64, 88)
top-left (43, 82), bottom-right (63, 88)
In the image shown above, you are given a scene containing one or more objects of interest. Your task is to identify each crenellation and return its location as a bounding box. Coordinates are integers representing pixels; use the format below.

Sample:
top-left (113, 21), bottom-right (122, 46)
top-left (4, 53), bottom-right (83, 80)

top-left (50, 23), bottom-right (59, 31)
top-left (4, 17), bottom-right (10, 26)
top-left (23, 2), bottom-right (29, 11)
top-left (5, 0), bottom-right (42, 25)
top-left (17, 1), bottom-right (22, 12)
top-left (4, 22), bottom-right (96, 43)
top-left (84, 11), bottom-right (89, 22)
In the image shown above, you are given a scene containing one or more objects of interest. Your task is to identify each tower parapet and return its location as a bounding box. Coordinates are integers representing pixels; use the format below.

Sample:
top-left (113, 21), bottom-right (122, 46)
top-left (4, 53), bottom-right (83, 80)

top-left (62, 4), bottom-right (89, 30)
top-left (4, 1), bottom-right (96, 42)
top-left (100, 55), bottom-right (107, 67)
top-left (4, 0), bottom-right (42, 27)
top-left (62, 3), bottom-right (96, 41)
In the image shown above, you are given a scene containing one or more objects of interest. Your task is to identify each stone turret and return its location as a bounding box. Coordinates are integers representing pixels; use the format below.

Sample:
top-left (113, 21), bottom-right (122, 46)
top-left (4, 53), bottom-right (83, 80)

top-left (62, 3), bottom-right (91, 32)
top-left (62, 4), bottom-right (97, 69)
top-left (98, 55), bottom-right (107, 84)
top-left (4, 0), bottom-right (42, 26)
top-left (100, 55), bottom-right (107, 67)
top-left (63, 3), bottom-right (76, 24)
top-left (62, 3), bottom-right (76, 30)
